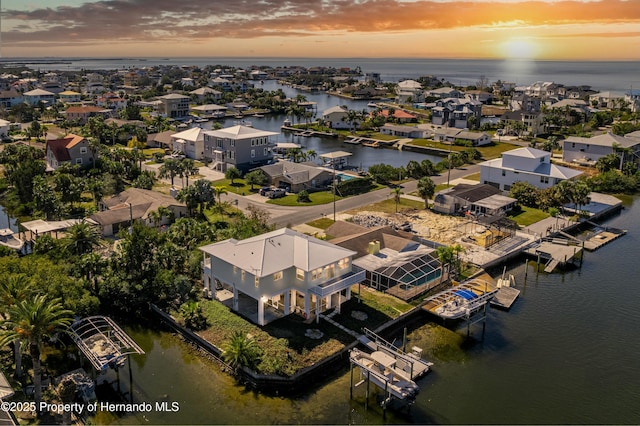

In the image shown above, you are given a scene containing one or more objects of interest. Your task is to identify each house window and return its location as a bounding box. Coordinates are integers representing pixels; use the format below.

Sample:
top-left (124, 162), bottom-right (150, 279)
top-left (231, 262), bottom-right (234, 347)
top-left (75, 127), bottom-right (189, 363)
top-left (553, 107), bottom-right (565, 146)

top-left (324, 264), bottom-right (335, 279)
top-left (540, 157), bottom-right (544, 163)
top-left (80, 147), bottom-right (87, 154)
top-left (540, 176), bottom-right (549, 184)
top-left (501, 170), bottom-right (506, 177)
top-left (312, 268), bottom-right (322, 280)
top-left (339, 258), bottom-right (349, 270)
top-left (263, 148), bottom-right (268, 156)
top-left (273, 271), bottom-right (283, 281)
top-left (216, 138), bottom-right (223, 148)
top-left (75, 158), bottom-right (82, 165)
top-left (296, 268), bottom-right (304, 280)
top-left (251, 149), bottom-right (255, 158)
top-left (255, 276), bottom-right (259, 288)
top-left (241, 270), bottom-right (245, 280)
top-left (230, 140), bottom-right (235, 147)
top-left (572, 143), bottom-right (576, 148)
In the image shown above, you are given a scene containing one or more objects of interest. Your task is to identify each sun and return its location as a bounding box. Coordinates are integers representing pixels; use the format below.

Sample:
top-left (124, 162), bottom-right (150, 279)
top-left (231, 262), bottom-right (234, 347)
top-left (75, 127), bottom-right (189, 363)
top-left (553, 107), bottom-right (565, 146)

top-left (500, 38), bottom-right (540, 60)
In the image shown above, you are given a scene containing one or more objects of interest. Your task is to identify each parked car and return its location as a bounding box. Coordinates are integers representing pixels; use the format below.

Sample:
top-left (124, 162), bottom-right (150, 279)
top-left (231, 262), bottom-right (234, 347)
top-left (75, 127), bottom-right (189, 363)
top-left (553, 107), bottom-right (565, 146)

top-left (259, 186), bottom-right (272, 196)
top-left (267, 188), bottom-right (286, 199)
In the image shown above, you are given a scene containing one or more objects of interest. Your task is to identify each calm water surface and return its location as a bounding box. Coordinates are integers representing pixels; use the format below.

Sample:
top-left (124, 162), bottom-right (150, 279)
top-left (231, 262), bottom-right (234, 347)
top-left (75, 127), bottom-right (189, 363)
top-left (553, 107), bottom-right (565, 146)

top-left (98, 198), bottom-right (640, 425)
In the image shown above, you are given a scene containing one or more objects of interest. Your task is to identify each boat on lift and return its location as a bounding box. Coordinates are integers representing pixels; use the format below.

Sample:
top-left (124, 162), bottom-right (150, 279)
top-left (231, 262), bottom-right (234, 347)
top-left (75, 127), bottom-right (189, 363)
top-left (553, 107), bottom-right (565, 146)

top-left (350, 348), bottom-right (420, 401)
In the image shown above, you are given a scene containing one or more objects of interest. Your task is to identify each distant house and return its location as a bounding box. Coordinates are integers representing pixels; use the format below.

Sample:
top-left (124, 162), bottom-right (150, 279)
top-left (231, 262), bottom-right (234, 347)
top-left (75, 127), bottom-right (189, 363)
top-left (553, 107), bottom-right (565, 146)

top-left (380, 124), bottom-right (430, 138)
top-left (158, 93), bottom-right (190, 119)
top-left (328, 223), bottom-right (443, 301)
top-left (425, 87), bottom-right (461, 99)
top-left (500, 110), bottom-right (545, 137)
top-left (189, 87), bottom-right (222, 103)
top-left (322, 106), bottom-right (350, 129)
top-left (96, 92), bottom-right (128, 110)
top-left (63, 105), bottom-right (111, 124)
top-left (377, 109), bottom-right (417, 123)
top-left (588, 91), bottom-right (625, 109)
top-left (0, 89), bottom-right (23, 108)
top-left (396, 80), bottom-right (424, 103)
top-left (190, 104), bottom-right (227, 118)
top-left (431, 98), bottom-right (482, 129)
top-left (464, 90), bottom-right (493, 104)
top-left (200, 228), bottom-right (365, 325)
top-left (433, 183), bottom-right (516, 216)
top-left (479, 147), bottom-right (582, 191)
top-left (147, 130), bottom-right (175, 150)
top-left (259, 161), bottom-right (333, 193)
top-left (58, 90), bottom-right (82, 104)
top-left (45, 134), bottom-right (95, 170)
top-left (432, 128), bottom-right (491, 146)
top-left (562, 132), bottom-right (640, 166)
top-left (170, 127), bottom-right (206, 160)
top-left (23, 88), bottom-right (56, 106)
top-left (203, 124), bottom-right (278, 173)
top-left (90, 188), bottom-right (187, 236)
top-left (0, 119), bottom-right (10, 140)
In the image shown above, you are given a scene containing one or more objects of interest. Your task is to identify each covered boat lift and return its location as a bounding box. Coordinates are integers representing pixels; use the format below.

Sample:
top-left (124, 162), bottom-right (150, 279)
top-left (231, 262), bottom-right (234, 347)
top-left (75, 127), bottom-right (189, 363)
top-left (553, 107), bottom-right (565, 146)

top-left (70, 316), bottom-right (144, 372)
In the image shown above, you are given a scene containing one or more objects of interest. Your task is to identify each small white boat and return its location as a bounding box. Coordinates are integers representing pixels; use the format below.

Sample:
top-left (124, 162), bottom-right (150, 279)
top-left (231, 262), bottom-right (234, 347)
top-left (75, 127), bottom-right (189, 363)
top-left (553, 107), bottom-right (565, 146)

top-left (367, 102), bottom-right (378, 108)
top-left (350, 349), bottom-right (419, 401)
top-left (0, 228), bottom-right (24, 251)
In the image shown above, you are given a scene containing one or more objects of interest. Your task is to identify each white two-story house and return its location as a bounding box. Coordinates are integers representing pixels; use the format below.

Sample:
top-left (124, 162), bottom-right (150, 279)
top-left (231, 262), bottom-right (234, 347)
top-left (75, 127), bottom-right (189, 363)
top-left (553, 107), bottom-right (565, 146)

top-left (200, 228), bottom-right (365, 326)
top-left (480, 147), bottom-right (582, 191)
top-left (563, 132), bottom-right (640, 166)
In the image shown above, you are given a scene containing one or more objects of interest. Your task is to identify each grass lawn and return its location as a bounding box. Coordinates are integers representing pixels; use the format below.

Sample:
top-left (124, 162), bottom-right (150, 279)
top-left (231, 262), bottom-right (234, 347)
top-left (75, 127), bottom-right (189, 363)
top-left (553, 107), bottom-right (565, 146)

top-left (306, 217), bottom-right (335, 229)
top-left (408, 140), bottom-right (519, 160)
top-left (508, 206), bottom-right (550, 226)
top-left (267, 190), bottom-right (341, 206)
top-left (463, 172), bottom-right (481, 181)
top-left (210, 178), bottom-right (257, 195)
top-left (143, 148), bottom-right (165, 157)
top-left (346, 198), bottom-right (424, 215)
top-left (191, 299), bottom-right (353, 376)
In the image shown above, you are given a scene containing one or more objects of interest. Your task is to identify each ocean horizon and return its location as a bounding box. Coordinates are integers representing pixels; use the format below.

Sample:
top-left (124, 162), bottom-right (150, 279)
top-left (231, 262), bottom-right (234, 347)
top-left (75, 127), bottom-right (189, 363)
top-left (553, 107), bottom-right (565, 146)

top-left (1, 56), bottom-right (638, 92)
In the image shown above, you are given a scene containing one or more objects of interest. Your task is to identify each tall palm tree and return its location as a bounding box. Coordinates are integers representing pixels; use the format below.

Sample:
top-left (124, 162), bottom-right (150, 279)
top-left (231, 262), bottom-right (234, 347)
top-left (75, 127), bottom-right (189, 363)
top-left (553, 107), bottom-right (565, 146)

top-left (0, 295), bottom-right (73, 410)
top-left (392, 187), bottom-right (403, 213)
top-left (65, 220), bottom-right (102, 256)
top-left (214, 185), bottom-right (228, 204)
top-left (181, 159), bottom-right (198, 187)
top-left (0, 274), bottom-right (33, 379)
top-left (417, 177), bottom-right (436, 209)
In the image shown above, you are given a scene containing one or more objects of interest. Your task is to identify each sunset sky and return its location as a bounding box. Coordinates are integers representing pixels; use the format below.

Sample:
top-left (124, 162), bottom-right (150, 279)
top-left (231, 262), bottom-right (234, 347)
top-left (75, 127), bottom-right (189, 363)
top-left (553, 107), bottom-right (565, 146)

top-left (1, 0), bottom-right (639, 60)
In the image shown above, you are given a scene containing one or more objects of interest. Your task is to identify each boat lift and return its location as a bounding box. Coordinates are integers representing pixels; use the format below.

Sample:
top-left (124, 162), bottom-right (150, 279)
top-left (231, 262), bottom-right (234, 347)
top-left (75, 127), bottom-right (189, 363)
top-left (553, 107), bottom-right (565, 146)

top-left (358, 328), bottom-right (433, 380)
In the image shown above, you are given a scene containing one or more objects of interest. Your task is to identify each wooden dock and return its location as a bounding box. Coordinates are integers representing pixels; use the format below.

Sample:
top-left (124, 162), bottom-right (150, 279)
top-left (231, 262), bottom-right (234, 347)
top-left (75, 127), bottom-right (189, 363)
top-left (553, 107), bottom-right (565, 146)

top-left (523, 239), bottom-right (583, 273)
top-left (583, 229), bottom-right (626, 251)
top-left (490, 287), bottom-right (520, 309)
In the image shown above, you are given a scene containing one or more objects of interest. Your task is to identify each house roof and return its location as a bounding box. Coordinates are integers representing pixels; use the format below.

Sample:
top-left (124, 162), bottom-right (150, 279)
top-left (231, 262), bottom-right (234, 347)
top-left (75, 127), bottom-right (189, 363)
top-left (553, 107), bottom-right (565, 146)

top-left (171, 127), bottom-right (206, 142)
top-left (204, 125), bottom-right (278, 139)
top-left (159, 93), bottom-right (190, 100)
top-left (379, 109), bottom-right (416, 119)
top-left (199, 228), bottom-right (357, 278)
top-left (502, 147), bottom-right (549, 159)
top-left (90, 188), bottom-right (185, 226)
top-left (564, 132), bottom-right (640, 149)
top-left (46, 134), bottom-right (86, 162)
top-left (439, 183), bottom-right (502, 203)
top-left (481, 157), bottom-right (583, 180)
top-left (24, 88), bottom-right (55, 96)
top-left (65, 105), bottom-right (109, 114)
top-left (322, 105), bottom-right (347, 115)
top-left (147, 130), bottom-right (175, 146)
top-left (260, 161), bottom-right (328, 182)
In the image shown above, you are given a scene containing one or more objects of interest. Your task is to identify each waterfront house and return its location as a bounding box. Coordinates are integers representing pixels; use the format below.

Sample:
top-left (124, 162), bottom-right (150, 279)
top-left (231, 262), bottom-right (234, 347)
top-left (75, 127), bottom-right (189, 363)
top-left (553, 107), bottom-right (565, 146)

top-left (380, 124), bottom-right (430, 138)
top-left (625, 89), bottom-right (640, 112)
top-left (479, 147), bottom-right (582, 191)
top-left (432, 128), bottom-right (491, 146)
top-left (259, 161), bottom-right (333, 193)
top-left (433, 183), bottom-right (516, 216)
top-left (200, 228), bottom-right (365, 326)
top-left (322, 106), bottom-right (351, 130)
top-left (146, 130), bottom-right (174, 149)
top-left (396, 80), bottom-right (424, 103)
top-left (562, 132), bottom-right (640, 166)
top-left (588, 91), bottom-right (626, 109)
top-left (464, 90), bottom-right (493, 104)
top-left (89, 188), bottom-right (187, 236)
top-left (328, 224), bottom-right (443, 301)
top-left (190, 104), bottom-right (227, 118)
top-left (203, 124), bottom-right (278, 173)
top-left (171, 127), bottom-right (206, 160)
top-left (430, 98), bottom-right (482, 129)
top-left (425, 87), bottom-right (461, 99)
top-left (23, 88), bottom-right (56, 106)
top-left (45, 134), bottom-right (95, 171)
top-left (158, 93), bottom-right (190, 119)
top-left (500, 110), bottom-right (545, 137)
top-left (189, 87), bottom-right (222, 103)
top-left (377, 109), bottom-right (417, 123)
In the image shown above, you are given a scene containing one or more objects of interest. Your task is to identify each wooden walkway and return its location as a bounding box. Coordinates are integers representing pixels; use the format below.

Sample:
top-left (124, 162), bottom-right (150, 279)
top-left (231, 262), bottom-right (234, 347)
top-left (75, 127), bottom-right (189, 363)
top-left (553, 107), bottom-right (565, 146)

top-left (523, 240), bottom-right (583, 273)
top-left (583, 229), bottom-right (626, 251)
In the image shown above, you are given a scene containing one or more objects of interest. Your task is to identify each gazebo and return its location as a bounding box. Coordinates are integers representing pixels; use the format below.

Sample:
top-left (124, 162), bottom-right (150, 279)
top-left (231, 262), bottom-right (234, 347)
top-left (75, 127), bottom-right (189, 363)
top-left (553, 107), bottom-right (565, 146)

top-left (69, 316), bottom-right (144, 372)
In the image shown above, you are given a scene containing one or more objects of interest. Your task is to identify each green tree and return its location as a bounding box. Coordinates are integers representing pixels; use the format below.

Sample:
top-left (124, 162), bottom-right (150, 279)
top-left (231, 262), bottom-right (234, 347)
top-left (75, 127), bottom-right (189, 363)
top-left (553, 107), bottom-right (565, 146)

top-left (133, 170), bottom-right (157, 190)
top-left (244, 170), bottom-right (267, 190)
top-left (0, 273), bottom-right (34, 379)
top-left (64, 220), bottom-right (102, 256)
top-left (417, 177), bottom-right (436, 209)
top-left (177, 179), bottom-right (215, 215)
top-left (509, 181), bottom-right (541, 208)
top-left (222, 331), bottom-right (261, 371)
top-left (225, 167), bottom-right (241, 184)
top-left (180, 301), bottom-right (208, 330)
top-left (159, 158), bottom-right (182, 187)
top-left (391, 187), bottom-right (403, 213)
top-left (32, 176), bottom-right (63, 220)
top-left (0, 296), bottom-right (73, 410)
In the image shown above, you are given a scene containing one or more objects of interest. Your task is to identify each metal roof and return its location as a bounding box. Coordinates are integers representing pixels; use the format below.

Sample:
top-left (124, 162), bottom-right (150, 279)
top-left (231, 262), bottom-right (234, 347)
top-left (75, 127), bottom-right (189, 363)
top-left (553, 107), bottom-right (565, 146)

top-left (70, 316), bottom-right (144, 371)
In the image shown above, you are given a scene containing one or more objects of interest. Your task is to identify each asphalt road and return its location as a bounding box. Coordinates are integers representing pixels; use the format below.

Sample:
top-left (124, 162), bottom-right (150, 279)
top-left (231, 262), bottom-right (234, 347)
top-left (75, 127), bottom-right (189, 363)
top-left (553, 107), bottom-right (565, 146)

top-left (220, 164), bottom-right (481, 228)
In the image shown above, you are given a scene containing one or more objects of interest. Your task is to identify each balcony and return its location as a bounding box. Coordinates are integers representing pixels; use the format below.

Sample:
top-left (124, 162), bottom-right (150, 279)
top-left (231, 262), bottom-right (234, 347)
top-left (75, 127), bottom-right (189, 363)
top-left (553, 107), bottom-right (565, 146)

top-left (309, 268), bottom-right (366, 298)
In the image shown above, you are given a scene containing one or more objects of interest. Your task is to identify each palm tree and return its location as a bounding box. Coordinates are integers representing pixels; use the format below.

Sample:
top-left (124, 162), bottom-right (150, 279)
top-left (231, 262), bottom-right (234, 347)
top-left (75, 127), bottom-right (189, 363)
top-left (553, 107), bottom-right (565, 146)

top-left (213, 186), bottom-right (228, 205)
top-left (64, 220), bottom-right (102, 256)
top-left (392, 187), bottom-right (403, 213)
top-left (222, 331), bottom-right (261, 371)
top-left (181, 159), bottom-right (198, 187)
top-left (0, 274), bottom-right (33, 379)
top-left (0, 295), bottom-right (73, 410)
top-left (417, 177), bottom-right (436, 209)
top-left (159, 158), bottom-right (181, 187)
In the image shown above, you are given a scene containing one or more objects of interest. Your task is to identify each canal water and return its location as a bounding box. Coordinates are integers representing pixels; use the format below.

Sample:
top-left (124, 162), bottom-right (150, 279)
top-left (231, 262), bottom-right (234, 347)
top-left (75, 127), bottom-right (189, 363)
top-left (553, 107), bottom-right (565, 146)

top-left (98, 197), bottom-right (639, 424)
top-left (197, 80), bottom-right (445, 169)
